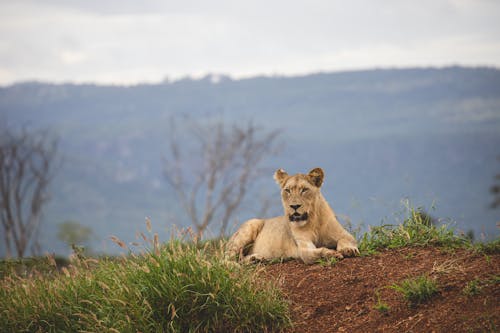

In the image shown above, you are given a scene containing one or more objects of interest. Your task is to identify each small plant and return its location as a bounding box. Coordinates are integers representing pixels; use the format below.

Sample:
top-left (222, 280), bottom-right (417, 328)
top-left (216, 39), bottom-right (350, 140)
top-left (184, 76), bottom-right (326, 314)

top-left (484, 254), bottom-right (492, 264)
top-left (373, 290), bottom-right (390, 314)
top-left (403, 252), bottom-right (415, 260)
top-left (316, 256), bottom-right (339, 267)
top-left (390, 274), bottom-right (439, 306)
top-left (463, 278), bottom-right (482, 296)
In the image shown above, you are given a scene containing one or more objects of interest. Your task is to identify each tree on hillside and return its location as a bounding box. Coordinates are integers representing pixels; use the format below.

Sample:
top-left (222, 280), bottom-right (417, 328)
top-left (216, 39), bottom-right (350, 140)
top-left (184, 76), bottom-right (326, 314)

top-left (490, 157), bottom-right (500, 209)
top-left (164, 119), bottom-right (281, 237)
top-left (0, 126), bottom-right (59, 257)
top-left (57, 220), bottom-right (94, 251)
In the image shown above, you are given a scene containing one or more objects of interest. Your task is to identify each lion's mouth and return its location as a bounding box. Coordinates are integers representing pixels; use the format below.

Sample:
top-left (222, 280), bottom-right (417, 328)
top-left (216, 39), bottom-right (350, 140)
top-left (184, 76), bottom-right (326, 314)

top-left (289, 212), bottom-right (309, 222)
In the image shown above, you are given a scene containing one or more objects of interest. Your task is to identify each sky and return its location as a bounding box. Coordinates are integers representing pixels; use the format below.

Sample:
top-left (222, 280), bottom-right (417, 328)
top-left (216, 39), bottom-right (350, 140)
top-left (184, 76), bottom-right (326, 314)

top-left (0, 0), bottom-right (499, 85)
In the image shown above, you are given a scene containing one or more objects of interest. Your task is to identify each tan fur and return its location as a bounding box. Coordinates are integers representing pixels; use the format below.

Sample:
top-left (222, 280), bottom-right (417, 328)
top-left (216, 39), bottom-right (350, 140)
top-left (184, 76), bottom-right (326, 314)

top-left (226, 168), bottom-right (359, 264)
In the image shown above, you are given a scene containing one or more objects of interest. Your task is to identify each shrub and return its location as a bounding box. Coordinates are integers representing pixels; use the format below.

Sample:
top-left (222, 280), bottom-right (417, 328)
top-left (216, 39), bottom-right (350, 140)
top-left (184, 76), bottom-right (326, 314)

top-left (0, 240), bottom-right (290, 332)
top-left (359, 205), bottom-right (469, 255)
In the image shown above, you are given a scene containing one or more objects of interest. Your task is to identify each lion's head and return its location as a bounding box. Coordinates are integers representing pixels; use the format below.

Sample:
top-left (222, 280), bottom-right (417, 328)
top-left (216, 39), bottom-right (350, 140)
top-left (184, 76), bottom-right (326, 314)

top-left (274, 167), bottom-right (325, 227)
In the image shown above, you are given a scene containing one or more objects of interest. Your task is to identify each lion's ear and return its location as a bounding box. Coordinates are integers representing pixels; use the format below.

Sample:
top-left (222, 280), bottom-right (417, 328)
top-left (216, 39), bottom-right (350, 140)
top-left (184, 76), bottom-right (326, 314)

top-left (274, 168), bottom-right (288, 187)
top-left (308, 167), bottom-right (324, 187)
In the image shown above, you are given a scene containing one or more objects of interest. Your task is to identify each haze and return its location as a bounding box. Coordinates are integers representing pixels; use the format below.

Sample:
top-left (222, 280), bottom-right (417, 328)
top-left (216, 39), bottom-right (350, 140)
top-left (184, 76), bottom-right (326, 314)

top-left (1, 0), bottom-right (499, 85)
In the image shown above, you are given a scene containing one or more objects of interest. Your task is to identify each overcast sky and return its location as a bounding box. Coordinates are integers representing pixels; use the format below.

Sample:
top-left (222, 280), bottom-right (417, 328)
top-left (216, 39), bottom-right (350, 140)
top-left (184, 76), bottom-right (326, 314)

top-left (0, 0), bottom-right (499, 85)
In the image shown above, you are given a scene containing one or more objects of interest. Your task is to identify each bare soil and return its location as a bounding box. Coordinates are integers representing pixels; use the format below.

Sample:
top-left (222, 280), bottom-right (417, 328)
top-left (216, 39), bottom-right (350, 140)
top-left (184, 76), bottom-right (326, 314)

top-left (262, 247), bottom-right (500, 333)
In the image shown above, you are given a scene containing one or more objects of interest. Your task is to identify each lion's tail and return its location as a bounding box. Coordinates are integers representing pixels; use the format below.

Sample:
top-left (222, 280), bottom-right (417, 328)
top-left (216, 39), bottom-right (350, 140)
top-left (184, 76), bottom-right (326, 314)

top-left (225, 218), bottom-right (265, 260)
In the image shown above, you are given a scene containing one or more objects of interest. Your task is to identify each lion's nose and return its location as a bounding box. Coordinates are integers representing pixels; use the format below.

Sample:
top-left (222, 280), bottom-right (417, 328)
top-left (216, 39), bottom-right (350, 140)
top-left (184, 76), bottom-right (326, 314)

top-left (290, 204), bottom-right (301, 211)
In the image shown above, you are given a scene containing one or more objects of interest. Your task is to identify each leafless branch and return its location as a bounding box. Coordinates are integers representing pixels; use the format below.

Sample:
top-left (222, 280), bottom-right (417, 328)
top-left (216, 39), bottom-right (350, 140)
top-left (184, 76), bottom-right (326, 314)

top-left (163, 119), bottom-right (281, 237)
top-left (0, 126), bottom-right (58, 257)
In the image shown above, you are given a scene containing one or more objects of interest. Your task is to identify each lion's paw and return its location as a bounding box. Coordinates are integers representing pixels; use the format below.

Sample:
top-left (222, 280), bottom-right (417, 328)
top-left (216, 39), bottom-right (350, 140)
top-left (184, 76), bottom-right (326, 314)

top-left (325, 249), bottom-right (344, 259)
top-left (338, 245), bottom-right (360, 257)
top-left (243, 253), bottom-right (265, 264)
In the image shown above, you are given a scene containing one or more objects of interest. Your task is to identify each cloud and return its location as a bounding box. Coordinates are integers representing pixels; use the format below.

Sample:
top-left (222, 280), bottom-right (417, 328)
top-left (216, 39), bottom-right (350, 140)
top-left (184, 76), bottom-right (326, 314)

top-left (59, 51), bottom-right (87, 65)
top-left (0, 0), bottom-right (499, 85)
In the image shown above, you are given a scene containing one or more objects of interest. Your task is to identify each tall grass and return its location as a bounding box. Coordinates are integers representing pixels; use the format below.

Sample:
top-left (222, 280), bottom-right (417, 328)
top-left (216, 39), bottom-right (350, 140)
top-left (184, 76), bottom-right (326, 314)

top-left (359, 204), bottom-right (469, 255)
top-left (0, 236), bottom-right (290, 332)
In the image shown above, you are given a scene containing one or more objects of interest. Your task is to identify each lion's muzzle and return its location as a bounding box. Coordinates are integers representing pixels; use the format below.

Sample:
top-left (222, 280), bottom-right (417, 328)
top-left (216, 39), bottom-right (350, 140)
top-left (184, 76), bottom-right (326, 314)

top-left (289, 212), bottom-right (309, 222)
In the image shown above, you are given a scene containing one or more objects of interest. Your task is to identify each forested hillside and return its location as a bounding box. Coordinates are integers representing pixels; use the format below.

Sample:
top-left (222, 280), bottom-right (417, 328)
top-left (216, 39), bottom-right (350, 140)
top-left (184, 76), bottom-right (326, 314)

top-left (1, 66), bottom-right (499, 255)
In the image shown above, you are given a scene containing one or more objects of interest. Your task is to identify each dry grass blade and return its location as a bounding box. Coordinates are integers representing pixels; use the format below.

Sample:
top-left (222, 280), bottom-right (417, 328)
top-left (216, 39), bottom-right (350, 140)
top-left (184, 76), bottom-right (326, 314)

top-left (153, 233), bottom-right (160, 256)
top-left (110, 236), bottom-right (127, 250)
top-left (431, 258), bottom-right (465, 275)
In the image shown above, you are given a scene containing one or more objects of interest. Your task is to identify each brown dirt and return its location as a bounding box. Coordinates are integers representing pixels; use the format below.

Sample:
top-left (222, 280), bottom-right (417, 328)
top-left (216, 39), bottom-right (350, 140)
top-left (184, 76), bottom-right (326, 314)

top-left (262, 247), bottom-right (500, 333)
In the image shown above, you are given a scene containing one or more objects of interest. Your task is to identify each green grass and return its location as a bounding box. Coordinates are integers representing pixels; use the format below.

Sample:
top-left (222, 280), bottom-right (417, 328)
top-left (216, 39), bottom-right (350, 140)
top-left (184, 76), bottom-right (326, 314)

top-left (0, 256), bottom-right (69, 279)
top-left (490, 275), bottom-right (500, 284)
top-left (463, 278), bottom-right (482, 296)
top-left (390, 274), bottom-right (439, 307)
top-left (473, 238), bottom-right (500, 255)
top-left (359, 205), bottom-right (469, 255)
top-left (373, 290), bottom-right (390, 314)
top-left (462, 275), bottom-right (500, 297)
top-left (315, 256), bottom-right (339, 267)
top-left (0, 239), bottom-right (291, 333)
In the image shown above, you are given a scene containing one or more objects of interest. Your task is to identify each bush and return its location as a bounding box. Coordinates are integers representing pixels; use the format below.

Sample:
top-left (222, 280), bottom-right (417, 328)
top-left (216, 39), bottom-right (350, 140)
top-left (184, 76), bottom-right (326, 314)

top-left (0, 240), bottom-right (290, 332)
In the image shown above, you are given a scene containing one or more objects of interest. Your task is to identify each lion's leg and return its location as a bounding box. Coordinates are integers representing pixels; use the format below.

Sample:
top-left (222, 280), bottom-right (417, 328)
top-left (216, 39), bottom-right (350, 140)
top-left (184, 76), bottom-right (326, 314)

top-left (225, 219), bottom-right (265, 260)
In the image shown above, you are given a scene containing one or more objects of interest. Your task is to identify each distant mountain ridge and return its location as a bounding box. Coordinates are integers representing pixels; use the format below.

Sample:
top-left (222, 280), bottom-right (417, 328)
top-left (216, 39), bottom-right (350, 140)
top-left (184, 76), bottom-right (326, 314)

top-left (1, 67), bottom-right (499, 255)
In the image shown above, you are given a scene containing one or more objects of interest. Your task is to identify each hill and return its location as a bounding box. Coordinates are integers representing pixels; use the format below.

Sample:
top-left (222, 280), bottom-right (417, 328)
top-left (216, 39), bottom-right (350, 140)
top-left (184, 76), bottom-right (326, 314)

top-left (264, 246), bottom-right (499, 332)
top-left (1, 213), bottom-right (499, 332)
top-left (1, 66), bottom-right (500, 255)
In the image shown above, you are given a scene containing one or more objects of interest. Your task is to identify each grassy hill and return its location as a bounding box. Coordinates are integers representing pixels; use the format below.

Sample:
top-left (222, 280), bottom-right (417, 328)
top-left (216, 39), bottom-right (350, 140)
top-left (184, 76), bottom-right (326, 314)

top-left (1, 208), bottom-right (498, 332)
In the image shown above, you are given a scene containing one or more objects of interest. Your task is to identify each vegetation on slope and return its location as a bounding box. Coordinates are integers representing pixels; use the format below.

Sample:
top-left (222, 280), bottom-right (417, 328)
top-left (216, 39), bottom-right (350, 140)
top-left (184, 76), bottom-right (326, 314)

top-left (1, 204), bottom-right (498, 332)
top-left (0, 237), bottom-right (290, 332)
top-left (358, 206), bottom-right (470, 255)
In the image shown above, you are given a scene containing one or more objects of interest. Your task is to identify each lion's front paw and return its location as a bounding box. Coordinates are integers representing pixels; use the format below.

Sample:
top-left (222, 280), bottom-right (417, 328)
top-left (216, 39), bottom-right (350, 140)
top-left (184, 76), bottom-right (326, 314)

top-left (325, 249), bottom-right (344, 260)
top-left (243, 253), bottom-right (265, 264)
top-left (338, 245), bottom-right (359, 257)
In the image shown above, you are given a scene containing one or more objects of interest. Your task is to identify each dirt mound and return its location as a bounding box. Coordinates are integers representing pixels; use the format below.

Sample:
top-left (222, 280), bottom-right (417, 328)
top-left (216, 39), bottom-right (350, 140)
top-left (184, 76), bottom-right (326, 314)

top-left (263, 247), bottom-right (499, 332)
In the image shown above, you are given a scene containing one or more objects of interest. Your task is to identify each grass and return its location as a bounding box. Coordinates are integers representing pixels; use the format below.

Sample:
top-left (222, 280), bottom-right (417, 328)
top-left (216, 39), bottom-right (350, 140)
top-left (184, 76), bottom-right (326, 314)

top-left (0, 256), bottom-right (69, 279)
top-left (0, 236), bottom-right (291, 332)
top-left (359, 205), bottom-right (469, 255)
top-left (390, 274), bottom-right (439, 307)
top-left (316, 256), bottom-right (339, 267)
top-left (463, 278), bottom-right (482, 296)
top-left (462, 275), bottom-right (500, 297)
top-left (473, 238), bottom-right (500, 255)
top-left (373, 290), bottom-right (390, 314)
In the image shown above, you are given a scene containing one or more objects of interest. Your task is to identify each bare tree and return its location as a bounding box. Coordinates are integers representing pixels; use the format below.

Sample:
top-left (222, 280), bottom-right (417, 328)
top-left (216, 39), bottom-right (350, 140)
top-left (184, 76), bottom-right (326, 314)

top-left (164, 119), bottom-right (280, 237)
top-left (491, 177), bottom-right (500, 209)
top-left (491, 157), bottom-right (500, 209)
top-left (0, 126), bottom-right (58, 257)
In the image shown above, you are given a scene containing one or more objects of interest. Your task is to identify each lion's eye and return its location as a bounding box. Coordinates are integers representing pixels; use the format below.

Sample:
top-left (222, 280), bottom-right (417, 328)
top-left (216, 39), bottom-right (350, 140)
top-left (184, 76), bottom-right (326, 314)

top-left (284, 188), bottom-right (291, 194)
top-left (301, 188), bottom-right (309, 194)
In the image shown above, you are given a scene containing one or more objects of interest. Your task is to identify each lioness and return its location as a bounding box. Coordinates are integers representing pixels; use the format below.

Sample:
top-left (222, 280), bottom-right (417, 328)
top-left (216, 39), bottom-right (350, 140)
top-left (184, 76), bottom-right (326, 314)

top-left (226, 167), bottom-right (359, 264)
